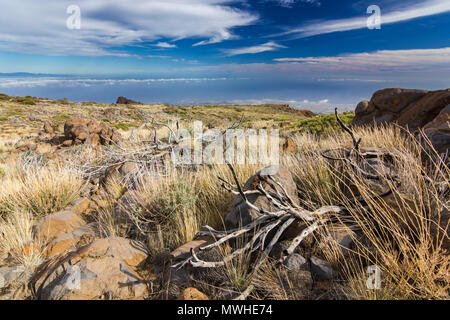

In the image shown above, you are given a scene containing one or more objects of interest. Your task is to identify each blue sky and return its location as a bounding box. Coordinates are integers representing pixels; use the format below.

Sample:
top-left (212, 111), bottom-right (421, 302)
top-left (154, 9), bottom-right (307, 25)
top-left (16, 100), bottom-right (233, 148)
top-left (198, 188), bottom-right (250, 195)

top-left (0, 0), bottom-right (449, 109)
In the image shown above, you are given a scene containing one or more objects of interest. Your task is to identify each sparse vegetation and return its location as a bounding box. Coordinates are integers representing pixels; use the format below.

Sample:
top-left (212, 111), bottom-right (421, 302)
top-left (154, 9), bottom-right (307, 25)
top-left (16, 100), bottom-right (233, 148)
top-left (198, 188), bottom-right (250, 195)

top-left (294, 111), bottom-right (355, 134)
top-left (53, 113), bottom-right (71, 121)
top-left (0, 95), bottom-right (447, 301)
top-left (14, 96), bottom-right (36, 105)
top-left (0, 163), bottom-right (84, 216)
top-left (112, 122), bottom-right (139, 131)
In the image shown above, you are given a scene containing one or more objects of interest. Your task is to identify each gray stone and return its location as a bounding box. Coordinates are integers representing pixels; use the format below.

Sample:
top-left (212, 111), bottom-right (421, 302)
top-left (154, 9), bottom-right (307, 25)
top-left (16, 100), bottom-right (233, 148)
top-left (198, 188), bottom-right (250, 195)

top-left (326, 225), bottom-right (356, 256)
top-left (283, 254), bottom-right (308, 271)
top-left (224, 166), bottom-right (299, 229)
top-left (0, 266), bottom-right (25, 288)
top-left (287, 270), bottom-right (313, 291)
top-left (355, 100), bottom-right (371, 115)
top-left (310, 256), bottom-right (336, 280)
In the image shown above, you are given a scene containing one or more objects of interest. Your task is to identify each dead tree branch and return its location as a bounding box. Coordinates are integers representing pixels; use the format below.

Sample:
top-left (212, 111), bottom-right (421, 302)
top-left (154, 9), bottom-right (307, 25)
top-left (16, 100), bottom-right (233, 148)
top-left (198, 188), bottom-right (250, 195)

top-left (171, 108), bottom-right (402, 300)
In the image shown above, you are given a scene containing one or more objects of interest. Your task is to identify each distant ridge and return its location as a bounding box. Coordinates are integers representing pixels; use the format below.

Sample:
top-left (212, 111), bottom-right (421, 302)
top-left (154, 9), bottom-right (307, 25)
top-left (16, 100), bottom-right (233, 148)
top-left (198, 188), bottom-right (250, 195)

top-left (0, 72), bottom-right (69, 77)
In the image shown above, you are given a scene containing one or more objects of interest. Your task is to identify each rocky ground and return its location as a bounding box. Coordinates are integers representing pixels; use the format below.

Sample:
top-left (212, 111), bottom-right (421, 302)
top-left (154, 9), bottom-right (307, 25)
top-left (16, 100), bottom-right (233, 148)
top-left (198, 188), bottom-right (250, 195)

top-left (0, 89), bottom-right (448, 300)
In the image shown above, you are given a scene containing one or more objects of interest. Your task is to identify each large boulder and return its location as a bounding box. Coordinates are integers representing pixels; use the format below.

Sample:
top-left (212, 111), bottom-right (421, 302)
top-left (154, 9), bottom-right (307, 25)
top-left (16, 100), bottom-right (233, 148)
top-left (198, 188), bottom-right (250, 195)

top-left (423, 105), bottom-right (450, 154)
top-left (32, 237), bottom-right (149, 300)
top-left (35, 210), bottom-right (86, 244)
top-left (42, 223), bottom-right (98, 258)
top-left (64, 118), bottom-right (121, 146)
top-left (116, 96), bottom-right (141, 105)
top-left (352, 88), bottom-right (427, 126)
top-left (352, 88), bottom-right (450, 154)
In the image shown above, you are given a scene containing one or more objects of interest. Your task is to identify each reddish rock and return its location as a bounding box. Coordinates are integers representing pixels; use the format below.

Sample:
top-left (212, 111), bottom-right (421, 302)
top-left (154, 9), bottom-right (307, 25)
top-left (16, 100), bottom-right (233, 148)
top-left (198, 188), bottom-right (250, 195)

top-left (43, 224), bottom-right (97, 258)
top-left (32, 237), bottom-right (149, 300)
top-left (21, 243), bottom-right (41, 257)
top-left (62, 139), bottom-right (73, 146)
top-left (71, 198), bottom-right (94, 215)
top-left (396, 90), bottom-right (450, 130)
top-left (35, 210), bottom-right (86, 244)
top-left (371, 88), bottom-right (428, 113)
top-left (282, 137), bottom-right (297, 153)
top-left (180, 288), bottom-right (209, 300)
top-left (43, 121), bottom-right (54, 134)
top-left (63, 118), bottom-right (121, 146)
top-left (352, 88), bottom-right (450, 154)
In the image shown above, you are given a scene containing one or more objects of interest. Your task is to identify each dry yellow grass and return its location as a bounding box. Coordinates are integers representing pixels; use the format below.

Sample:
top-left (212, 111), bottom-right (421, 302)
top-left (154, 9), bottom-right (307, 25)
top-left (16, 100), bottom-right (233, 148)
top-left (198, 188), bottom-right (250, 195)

top-left (85, 123), bottom-right (448, 300)
top-left (0, 96), bottom-right (447, 300)
top-left (0, 163), bottom-right (85, 216)
top-left (0, 210), bottom-right (44, 271)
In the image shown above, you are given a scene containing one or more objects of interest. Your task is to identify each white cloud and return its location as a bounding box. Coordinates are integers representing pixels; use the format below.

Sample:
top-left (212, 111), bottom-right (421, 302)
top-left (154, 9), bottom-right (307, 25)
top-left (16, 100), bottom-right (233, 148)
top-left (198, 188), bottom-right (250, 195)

top-left (146, 55), bottom-right (172, 59)
top-left (224, 41), bottom-right (286, 56)
top-left (154, 42), bottom-right (177, 48)
top-left (0, 0), bottom-right (257, 56)
top-left (276, 0), bottom-right (450, 38)
top-left (273, 47), bottom-right (450, 69)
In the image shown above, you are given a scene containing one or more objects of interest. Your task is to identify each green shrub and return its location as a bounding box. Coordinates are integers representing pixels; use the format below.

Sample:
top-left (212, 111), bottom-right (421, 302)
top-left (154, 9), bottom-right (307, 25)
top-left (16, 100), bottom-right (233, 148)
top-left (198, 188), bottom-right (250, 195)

top-left (163, 182), bottom-right (197, 214)
top-left (164, 105), bottom-right (186, 115)
top-left (295, 111), bottom-right (355, 134)
top-left (22, 99), bottom-right (36, 105)
top-left (14, 96), bottom-right (36, 105)
top-left (0, 116), bottom-right (8, 121)
top-left (112, 123), bottom-right (138, 131)
top-left (54, 114), bottom-right (71, 121)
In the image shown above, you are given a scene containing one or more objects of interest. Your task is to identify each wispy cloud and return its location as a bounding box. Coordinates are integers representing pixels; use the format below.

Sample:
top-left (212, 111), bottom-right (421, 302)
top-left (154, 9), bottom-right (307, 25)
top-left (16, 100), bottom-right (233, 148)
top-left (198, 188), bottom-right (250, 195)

top-left (0, 0), bottom-right (257, 56)
top-left (146, 55), bottom-right (172, 59)
top-left (224, 41), bottom-right (286, 56)
top-left (276, 0), bottom-right (450, 38)
top-left (273, 47), bottom-right (450, 69)
top-left (153, 42), bottom-right (177, 48)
